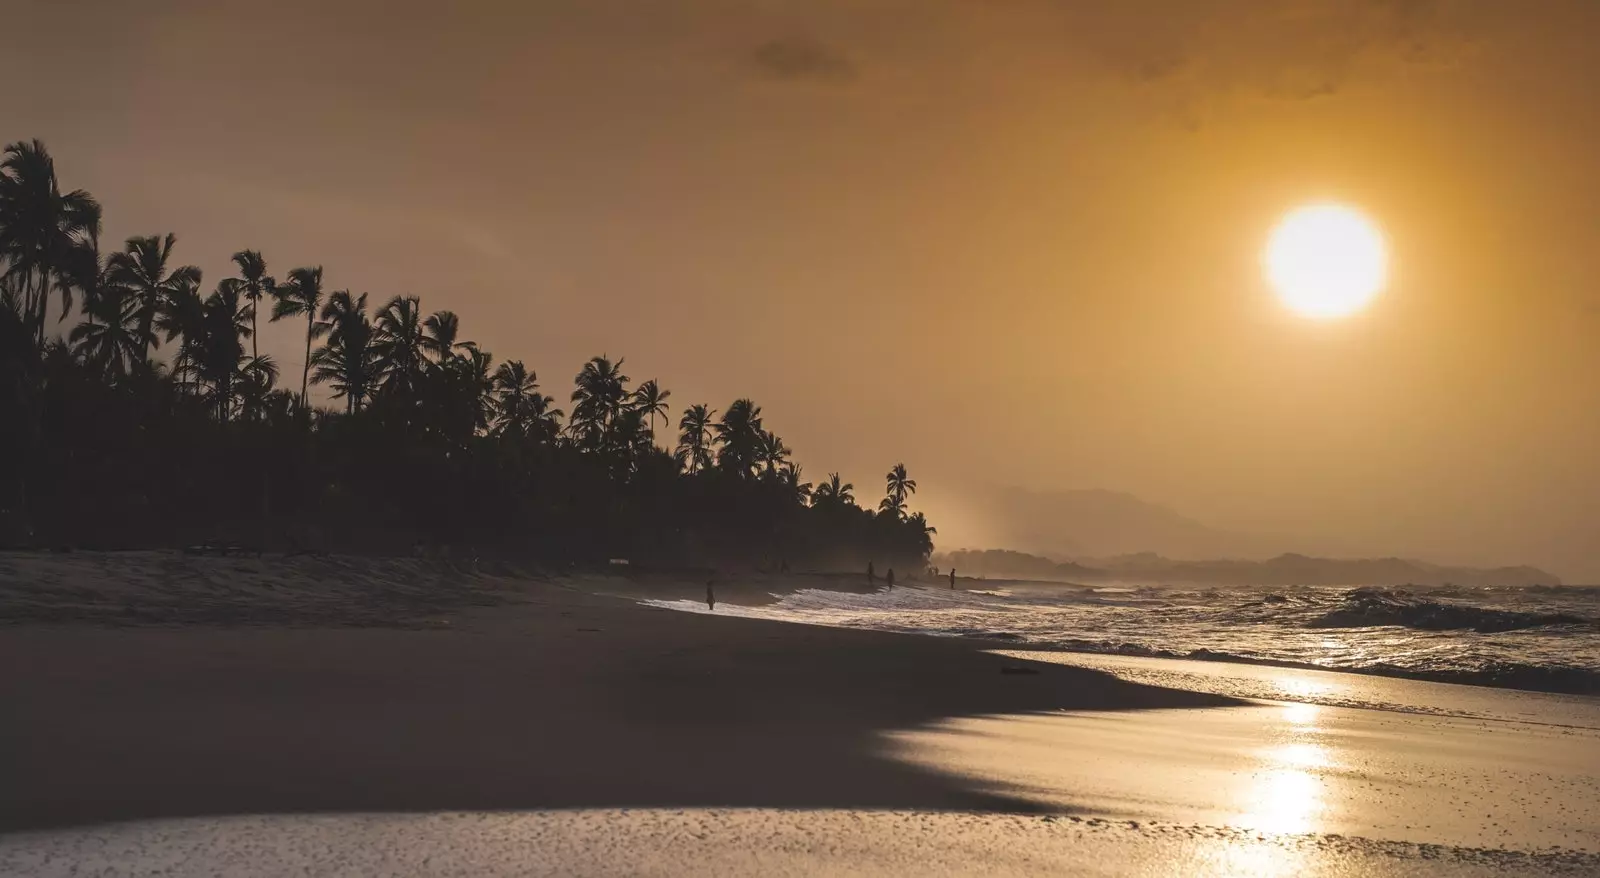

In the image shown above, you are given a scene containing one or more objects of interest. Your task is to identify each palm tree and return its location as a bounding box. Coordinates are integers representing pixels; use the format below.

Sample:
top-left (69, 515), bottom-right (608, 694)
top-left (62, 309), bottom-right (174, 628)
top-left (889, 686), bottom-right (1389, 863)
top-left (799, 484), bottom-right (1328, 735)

top-left (317, 289), bottom-right (368, 346)
top-left (675, 403), bottom-right (716, 474)
top-left (757, 430), bottom-right (791, 474)
top-left (714, 398), bottom-right (764, 478)
top-left (371, 294), bottom-right (427, 395)
top-left (812, 473), bottom-right (855, 507)
top-left (311, 290), bottom-right (373, 413)
top-left (883, 462), bottom-right (917, 518)
top-left (491, 360), bottom-right (562, 442)
top-left (271, 266), bottom-right (324, 401)
top-left (195, 280), bottom-right (254, 419)
top-left (0, 139), bottom-right (102, 351)
top-left (907, 511), bottom-right (938, 557)
top-left (69, 284), bottom-right (150, 380)
top-left (568, 355), bottom-right (629, 446)
top-left (422, 309), bottom-right (467, 364)
top-left (53, 236), bottom-right (108, 329)
top-left (229, 250), bottom-right (274, 360)
top-left (631, 379), bottom-right (671, 443)
top-left (780, 463), bottom-right (813, 505)
top-left (153, 272), bottom-right (206, 394)
top-left (309, 309), bottom-right (377, 413)
top-left (455, 345), bottom-right (496, 435)
top-left (106, 234), bottom-right (202, 365)
top-left (235, 355), bottom-right (280, 421)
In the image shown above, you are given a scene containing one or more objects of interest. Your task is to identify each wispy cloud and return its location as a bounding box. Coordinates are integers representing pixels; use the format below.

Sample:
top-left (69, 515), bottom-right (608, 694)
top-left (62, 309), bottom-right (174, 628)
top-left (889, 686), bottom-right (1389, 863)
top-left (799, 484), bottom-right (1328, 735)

top-left (749, 35), bottom-right (857, 83)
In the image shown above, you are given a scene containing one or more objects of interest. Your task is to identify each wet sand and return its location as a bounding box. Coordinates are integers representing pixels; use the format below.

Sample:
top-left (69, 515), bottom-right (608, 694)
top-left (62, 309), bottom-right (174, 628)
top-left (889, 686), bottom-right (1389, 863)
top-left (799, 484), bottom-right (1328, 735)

top-left (2, 551), bottom-right (1597, 875)
top-left (0, 552), bottom-right (1232, 831)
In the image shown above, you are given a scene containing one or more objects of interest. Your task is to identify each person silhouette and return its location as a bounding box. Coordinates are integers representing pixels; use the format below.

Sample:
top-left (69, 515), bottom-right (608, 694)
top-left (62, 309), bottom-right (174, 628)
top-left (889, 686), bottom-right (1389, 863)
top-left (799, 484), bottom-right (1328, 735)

top-left (950, 568), bottom-right (956, 590)
top-left (706, 580), bottom-right (716, 611)
top-left (886, 568), bottom-right (895, 590)
top-left (867, 561), bottom-right (875, 585)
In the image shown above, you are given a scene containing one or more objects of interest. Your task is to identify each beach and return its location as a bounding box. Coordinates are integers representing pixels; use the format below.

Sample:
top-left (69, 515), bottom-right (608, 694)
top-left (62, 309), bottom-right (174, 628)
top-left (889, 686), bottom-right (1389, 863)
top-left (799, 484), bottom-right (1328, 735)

top-left (2, 552), bottom-right (1597, 876)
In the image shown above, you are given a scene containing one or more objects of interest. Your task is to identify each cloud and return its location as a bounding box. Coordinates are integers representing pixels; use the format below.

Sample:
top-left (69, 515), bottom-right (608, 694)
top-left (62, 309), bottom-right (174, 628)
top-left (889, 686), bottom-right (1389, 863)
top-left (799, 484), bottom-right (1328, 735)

top-left (1060, 0), bottom-right (1473, 102)
top-left (749, 35), bottom-right (857, 83)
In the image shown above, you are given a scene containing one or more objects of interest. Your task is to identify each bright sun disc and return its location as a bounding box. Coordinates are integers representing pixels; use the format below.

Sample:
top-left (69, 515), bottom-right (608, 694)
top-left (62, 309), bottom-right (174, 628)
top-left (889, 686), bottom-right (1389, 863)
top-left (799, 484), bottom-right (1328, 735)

top-left (1263, 204), bottom-right (1387, 319)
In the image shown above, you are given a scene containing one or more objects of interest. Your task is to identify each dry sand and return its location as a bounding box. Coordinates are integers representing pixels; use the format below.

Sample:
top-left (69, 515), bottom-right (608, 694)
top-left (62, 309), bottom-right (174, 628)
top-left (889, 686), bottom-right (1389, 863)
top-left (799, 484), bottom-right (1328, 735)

top-left (2, 551), bottom-right (1597, 876)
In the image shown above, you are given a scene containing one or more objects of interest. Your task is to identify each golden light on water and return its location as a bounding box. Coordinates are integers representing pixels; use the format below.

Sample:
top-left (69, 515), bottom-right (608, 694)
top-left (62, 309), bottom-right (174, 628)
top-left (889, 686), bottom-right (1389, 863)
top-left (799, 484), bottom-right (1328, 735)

top-left (1263, 204), bottom-right (1388, 319)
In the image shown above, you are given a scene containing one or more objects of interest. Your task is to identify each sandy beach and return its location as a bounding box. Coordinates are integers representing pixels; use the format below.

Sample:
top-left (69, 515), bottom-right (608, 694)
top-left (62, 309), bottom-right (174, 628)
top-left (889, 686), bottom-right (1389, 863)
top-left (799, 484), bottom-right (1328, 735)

top-left (2, 552), bottom-right (1597, 875)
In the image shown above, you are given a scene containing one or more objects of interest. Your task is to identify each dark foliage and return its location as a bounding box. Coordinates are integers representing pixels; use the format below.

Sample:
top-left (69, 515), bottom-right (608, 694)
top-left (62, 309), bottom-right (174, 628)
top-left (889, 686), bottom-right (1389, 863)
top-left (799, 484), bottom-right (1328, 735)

top-left (0, 140), bottom-right (934, 570)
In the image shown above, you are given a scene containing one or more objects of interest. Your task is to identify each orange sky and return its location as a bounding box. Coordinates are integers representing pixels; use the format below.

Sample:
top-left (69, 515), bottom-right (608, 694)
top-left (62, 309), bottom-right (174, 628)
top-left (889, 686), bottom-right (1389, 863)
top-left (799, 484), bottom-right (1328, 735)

top-left (8, 1), bottom-right (1600, 578)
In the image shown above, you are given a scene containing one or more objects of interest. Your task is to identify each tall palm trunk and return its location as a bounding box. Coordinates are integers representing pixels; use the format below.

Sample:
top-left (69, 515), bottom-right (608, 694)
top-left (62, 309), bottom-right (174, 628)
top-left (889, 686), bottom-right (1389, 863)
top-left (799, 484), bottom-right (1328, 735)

top-left (251, 307), bottom-right (258, 361)
top-left (30, 270), bottom-right (47, 353)
top-left (301, 311), bottom-right (313, 401)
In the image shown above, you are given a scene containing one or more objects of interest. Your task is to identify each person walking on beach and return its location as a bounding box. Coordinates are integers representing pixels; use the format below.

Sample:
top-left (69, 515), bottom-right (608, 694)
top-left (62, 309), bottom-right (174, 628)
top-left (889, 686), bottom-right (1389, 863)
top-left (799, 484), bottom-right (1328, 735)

top-left (706, 580), bottom-right (716, 611)
top-left (950, 568), bottom-right (956, 590)
top-left (886, 568), bottom-right (895, 590)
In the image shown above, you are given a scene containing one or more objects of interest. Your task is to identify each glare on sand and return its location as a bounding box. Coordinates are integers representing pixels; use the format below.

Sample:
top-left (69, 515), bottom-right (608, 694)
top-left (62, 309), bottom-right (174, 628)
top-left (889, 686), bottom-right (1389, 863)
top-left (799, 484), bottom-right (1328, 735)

top-left (1263, 203), bottom-right (1387, 319)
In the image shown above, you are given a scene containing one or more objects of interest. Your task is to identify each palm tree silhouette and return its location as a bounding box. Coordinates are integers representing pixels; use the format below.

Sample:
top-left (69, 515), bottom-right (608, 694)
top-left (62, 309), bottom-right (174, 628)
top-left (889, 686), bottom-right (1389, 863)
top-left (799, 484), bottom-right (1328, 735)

top-left (152, 269), bottom-right (206, 395)
top-left (318, 290), bottom-right (369, 343)
top-left (372, 294), bottom-right (427, 396)
top-left (310, 307), bottom-right (377, 414)
top-left (758, 430), bottom-right (791, 475)
top-left (235, 355), bottom-right (280, 422)
top-left (675, 404), bottom-right (716, 474)
top-left (631, 379), bottom-right (671, 443)
top-left (422, 309), bottom-right (467, 364)
top-left (195, 280), bottom-right (254, 420)
top-left (313, 290), bottom-right (373, 413)
top-left (882, 463), bottom-right (917, 519)
top-left (569, 355), bottom-right (629, 447)
top-left (229, 250), bottom-right (274, 361)
top-left (70, 283), bottom-right (149, 380)
top-left (714, 398), bottom-right (764, 478)
top-left (780, 463), bottom-right (813, 505)
top-left (0, 139), bottom-right (102, 351)
top-left (491, 360), bottom-right (562, 443)
top-left (270, 266), bottom-right (325, 401)
top-left (812, 473), bottom-right (855, 507)
top-left (107, 234), bottom-right (202, 365)
top-left (449, 345), bottom-right (496, 438)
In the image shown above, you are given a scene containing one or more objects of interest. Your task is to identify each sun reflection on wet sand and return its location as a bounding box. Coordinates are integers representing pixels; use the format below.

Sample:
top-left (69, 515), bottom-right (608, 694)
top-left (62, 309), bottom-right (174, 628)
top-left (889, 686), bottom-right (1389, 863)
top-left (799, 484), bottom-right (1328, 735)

top-left (1178, 699), bottom-right (1332, 877)
top-left (889, 665), bottom-right (1600, 857)
top-left (1237, 701), bottom-right (1333, 834)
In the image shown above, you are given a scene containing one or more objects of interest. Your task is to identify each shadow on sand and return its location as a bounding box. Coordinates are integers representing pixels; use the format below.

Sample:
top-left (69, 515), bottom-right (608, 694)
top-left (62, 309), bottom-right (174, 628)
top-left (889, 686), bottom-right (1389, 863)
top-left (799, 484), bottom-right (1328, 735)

top-left (0, 595), bottom-right (1242, 832)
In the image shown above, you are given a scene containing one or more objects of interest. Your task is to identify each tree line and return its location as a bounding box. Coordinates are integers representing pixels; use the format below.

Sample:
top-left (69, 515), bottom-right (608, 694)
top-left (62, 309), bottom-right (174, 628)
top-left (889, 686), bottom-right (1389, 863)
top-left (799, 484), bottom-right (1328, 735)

top-left (0, 139), bottom-right (935, 569)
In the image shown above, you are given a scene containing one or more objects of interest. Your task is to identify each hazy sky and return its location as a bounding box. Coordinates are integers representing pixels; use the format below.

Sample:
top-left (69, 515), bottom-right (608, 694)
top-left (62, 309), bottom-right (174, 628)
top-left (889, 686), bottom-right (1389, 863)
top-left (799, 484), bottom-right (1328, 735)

top-left (8, 1), bottom-right (1600, 578)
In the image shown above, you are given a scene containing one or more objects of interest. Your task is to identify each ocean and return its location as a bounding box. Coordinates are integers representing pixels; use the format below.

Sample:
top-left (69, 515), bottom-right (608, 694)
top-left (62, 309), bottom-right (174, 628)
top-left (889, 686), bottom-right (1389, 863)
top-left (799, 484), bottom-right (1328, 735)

top-left (646, 579), bottom-right (1600, 697)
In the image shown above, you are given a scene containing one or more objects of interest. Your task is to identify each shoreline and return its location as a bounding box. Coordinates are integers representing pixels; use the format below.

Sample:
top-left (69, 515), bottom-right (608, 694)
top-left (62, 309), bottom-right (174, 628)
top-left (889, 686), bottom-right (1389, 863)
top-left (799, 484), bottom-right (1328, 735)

top-left (4, 550), bottom-right (1598, 872)
top-left (0, 551), bottom-right (1238, 833)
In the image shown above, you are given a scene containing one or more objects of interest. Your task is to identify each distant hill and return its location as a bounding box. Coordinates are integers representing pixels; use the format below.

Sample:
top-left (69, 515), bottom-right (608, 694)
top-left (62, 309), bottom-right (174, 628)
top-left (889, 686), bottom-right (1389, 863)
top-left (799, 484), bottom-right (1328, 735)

top-left (957, 487), bottom-right (1262, 560)
top-left (935, 549), bottom-right (1101, 582)
top-left (932, 548), bottom-right (1562, 588)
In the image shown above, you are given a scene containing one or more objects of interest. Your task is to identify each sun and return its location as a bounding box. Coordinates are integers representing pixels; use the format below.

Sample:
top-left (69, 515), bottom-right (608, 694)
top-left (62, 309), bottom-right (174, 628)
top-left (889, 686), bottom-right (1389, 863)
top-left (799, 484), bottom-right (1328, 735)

top-left (1263, 203), bottom-right (1387, 319)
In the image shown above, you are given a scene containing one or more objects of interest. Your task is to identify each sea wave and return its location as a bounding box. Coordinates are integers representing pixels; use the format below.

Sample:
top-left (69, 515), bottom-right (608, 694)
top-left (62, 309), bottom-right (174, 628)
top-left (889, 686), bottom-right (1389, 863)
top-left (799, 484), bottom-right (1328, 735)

top-left (643, 579), bottom-right (1600, 697)
top-left (1306, 587), bottom-right (1593, 633)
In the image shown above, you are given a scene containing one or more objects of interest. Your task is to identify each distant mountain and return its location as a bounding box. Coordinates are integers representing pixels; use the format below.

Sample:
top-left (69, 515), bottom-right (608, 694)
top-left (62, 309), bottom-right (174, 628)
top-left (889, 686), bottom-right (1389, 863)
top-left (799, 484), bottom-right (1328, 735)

top-left (935, 549), bottom-right (1101, 582)
top-left (957, 487), bottom-right (1262, 560)
top-left (931, 548), bottom-right (1561, 588)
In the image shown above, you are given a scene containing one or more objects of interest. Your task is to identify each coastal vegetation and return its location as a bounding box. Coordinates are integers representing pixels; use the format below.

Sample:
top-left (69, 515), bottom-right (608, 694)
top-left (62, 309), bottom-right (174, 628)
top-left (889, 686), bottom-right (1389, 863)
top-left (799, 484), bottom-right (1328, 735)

top-left (0, 139), bottom-right (935, 568)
